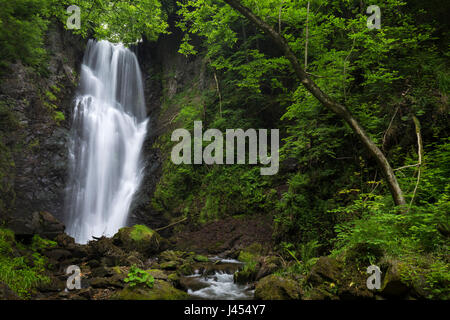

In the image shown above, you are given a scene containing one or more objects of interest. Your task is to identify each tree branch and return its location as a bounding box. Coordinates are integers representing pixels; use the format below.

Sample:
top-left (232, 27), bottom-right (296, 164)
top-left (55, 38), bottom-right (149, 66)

top-left (222, 0), bottom-right (406, 206)
top-left (408, 115), bottom-right (423, 212)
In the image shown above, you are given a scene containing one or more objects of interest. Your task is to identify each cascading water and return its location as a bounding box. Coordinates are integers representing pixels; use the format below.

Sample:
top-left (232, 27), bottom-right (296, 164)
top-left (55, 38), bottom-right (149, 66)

top-left (65, 40), bottom-right (148, 244)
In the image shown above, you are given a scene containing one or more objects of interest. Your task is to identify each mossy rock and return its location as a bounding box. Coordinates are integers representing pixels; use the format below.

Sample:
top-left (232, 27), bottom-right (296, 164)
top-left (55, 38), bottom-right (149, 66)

top-left (306, 257), bottom-right (342, 286)
top-left (113, 225), bottom-right (164, 256)
top-left (193, 255), bottom-right (209, 262)
top-left (177, 263), bottom-right (195, 276)
top-left (167, 273), bottom-right (180, 286)
top-left (159, 250), bottom-right (186, 262)
top-left (146, 269), bottom-right (168, 280)
top-left (380, 260), bottom-right (410, 298)
top-left (254, 275), bottom-right (302, 300)
top-left (160, 261), bottom-right (178, 270)
top-left (234, 269), bottom-right (256, 285)
top-left (111, 280), bottom-right (188, 300)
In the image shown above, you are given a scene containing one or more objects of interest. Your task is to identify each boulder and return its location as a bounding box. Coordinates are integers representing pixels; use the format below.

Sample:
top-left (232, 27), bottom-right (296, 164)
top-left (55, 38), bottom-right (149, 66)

top-left (146, 269), bottom-right (168, 281)
top-left (179, 277), bottom-right (210, 292)
top-left (87, 236), bottom-right (126, 266)
top-left (234, 269), bottom-right (255, 285)
top-left (380, 260), bottom-right (410, 298)
top-left (306, 257), bottom-right (341, 285)
top-left (90, 276), bottom-right (124, 289)
top-left (0, 282), bottom-right (20, 300)
top-left (8, 211), bottom-right (65, 241)
top-left (44, 248), bottom-right (72, 262)
top-left (256, 256), bottom-right (280, 280)
top-left (111, 280), bottom-right (188, 300)
top-left (113, 225), bottom-right (165, 256)
top-left (36, 276), bottom-right (66, 293)
top-left (160, 260), bottom-right (178, 270)
top-left (254, 275), bottom-right (302, 300)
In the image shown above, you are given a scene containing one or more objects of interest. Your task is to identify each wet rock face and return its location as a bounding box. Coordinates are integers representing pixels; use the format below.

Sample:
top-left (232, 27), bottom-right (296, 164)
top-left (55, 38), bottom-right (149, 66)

top-left (0, 23), bottom-right (85, 225)
top-left (9, 211), bottom-right (65, 243)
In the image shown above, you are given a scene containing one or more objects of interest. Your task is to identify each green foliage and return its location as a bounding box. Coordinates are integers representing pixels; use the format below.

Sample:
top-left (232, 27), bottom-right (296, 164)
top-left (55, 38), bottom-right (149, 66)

top-left (0, 0), bottom-right (169, 73)
top-left (124, 265), bottom-right (155, 288)
top-left (0, 0), bottom-right (49, 72)
top-left (31, 234), bottom-right (57, 251)
top-left (0, 228), bottom-right (50, 298)
top-left (50, 0), bottom-right (169, 44)
top-left (281, 240), bottom-right (320, 275)
top-left (399, 255), bottom-right (450, 299)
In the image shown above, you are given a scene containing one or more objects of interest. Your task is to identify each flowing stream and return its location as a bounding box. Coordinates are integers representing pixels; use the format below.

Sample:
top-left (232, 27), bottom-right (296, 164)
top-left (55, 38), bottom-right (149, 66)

top-left (65, 40), bottom-right (148, 244)
top-left (183, 258), bottom-right (255, 300)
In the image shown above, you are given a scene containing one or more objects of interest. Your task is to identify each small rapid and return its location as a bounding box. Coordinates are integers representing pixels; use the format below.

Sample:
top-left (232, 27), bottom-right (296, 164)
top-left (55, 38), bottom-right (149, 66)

top-left (183, 258), bottom-right (254, 300)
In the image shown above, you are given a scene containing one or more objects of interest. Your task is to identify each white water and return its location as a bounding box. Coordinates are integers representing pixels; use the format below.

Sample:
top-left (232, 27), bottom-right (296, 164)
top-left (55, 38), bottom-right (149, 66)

top-left (65, 40), bottom-right (148, 244)
top-left (186, 270), bottom-right (254, 300)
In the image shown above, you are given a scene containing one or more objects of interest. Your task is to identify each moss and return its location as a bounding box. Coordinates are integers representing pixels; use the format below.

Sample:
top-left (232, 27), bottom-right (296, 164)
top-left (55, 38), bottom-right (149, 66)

top-left (160, 261), bottom-right (178, 270)
top-left (45, 90), bottom-right (57, 102)
top-left (168, 273), bottom-right (180, 283)
top-left (193, 255), bottom-right (209, 262)
top-left (254, 275), bottom-right (302, 300)
top-left (146, 269), bottom-right (168, 280)
top-left (112, 266), bottom-right (123, 275)
top-left (177, 263), bottom-right (195, 276)
top-left (111, 280), bottom-right (188, 300)
top-left (129, 225), bottom-right (155, 241)
top-left (113, 225), bottom-right (163, 255)
top-left (31, 235), bottom-right (57, 251)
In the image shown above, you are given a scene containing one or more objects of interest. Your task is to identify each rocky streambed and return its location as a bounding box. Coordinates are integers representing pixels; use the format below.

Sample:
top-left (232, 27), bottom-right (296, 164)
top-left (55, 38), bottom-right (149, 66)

top-left (2, 212), bottom-right (436, 300)
top-left (3, 214), bottom-right (272, 300)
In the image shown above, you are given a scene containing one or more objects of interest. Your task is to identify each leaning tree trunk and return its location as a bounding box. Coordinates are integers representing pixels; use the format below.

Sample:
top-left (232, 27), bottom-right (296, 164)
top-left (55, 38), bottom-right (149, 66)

top-left (223, 0), bottom-right (406, 206)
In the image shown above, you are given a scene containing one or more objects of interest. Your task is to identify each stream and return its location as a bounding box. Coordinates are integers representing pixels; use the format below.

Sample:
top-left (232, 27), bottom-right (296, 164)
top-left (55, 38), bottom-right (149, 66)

top-left (182, 257), bottom-right (254, 300)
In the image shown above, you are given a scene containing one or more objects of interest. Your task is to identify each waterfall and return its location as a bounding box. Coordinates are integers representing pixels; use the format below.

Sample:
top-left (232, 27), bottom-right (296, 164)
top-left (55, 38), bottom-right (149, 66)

top-left (65, 40), bottom-right (148, 244)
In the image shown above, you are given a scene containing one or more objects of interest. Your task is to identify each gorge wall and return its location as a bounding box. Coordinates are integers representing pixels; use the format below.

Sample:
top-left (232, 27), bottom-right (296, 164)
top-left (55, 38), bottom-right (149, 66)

top-left (0, 23), bottom-right (85, 229)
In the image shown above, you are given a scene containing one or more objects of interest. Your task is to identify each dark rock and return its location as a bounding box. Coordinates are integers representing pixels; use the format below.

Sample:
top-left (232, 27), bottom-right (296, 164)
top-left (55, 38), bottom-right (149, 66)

top-left (90, 277), bottom-right (123, 289)
top-left (55, 233), bottom-right (75, 248)
top-left (160, 261), bottom-right (178, 270)
top-left (256, 256), bottom-right (280, 280)
top-left (380, 260), bottom-right (410, 298)
top-left (91, 266), bottom-right (113, 278)
top-left (9, 211), bottom-right (65, 241)
top-left (44, 249), bottom-right (72, 261)
top-left (306, 257), bottom-right (342, 286)
top-left (146, 269), bottom-right (168, 280)
top-left (234, 269), bottom-right (255, 285)
top-left (124, 254), bottom-right (145, 268)
top-left (0, 282), bottom-right (20, 300)
top-left (179, 277), bottom-right (210, 292)
top-left (36, 276), bottom-right (65, 293)
top-left (87, 237), bottom-right (125, 264)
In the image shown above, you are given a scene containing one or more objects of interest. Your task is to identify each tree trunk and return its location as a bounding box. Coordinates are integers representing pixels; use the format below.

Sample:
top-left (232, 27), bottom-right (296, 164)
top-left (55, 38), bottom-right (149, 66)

top-left (223, 0), bottom-right (406, 206)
